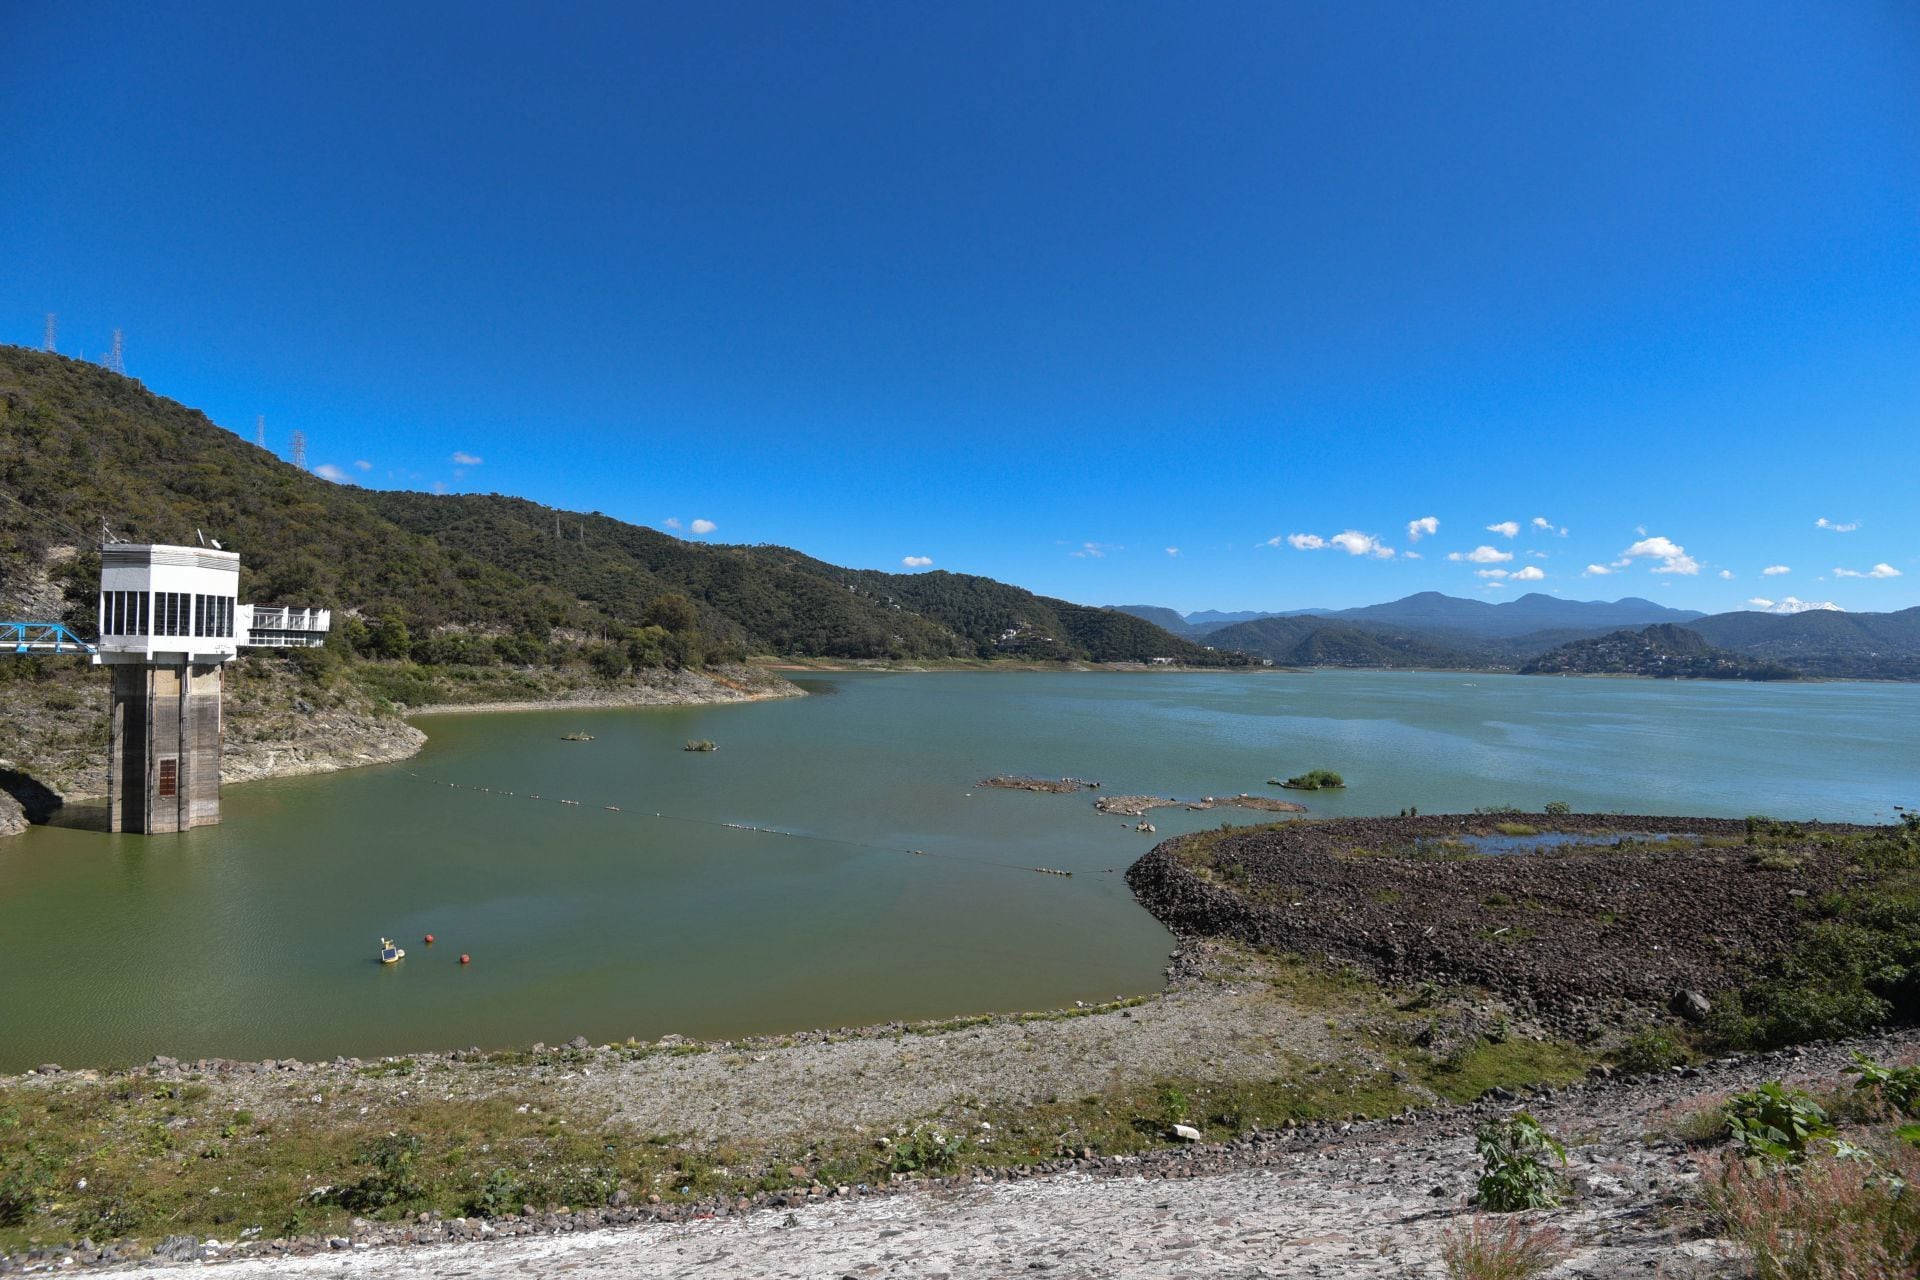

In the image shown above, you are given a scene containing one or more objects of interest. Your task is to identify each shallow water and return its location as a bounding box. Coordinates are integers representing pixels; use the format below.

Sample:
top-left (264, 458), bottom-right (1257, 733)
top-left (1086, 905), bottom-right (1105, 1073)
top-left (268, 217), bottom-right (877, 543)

top-left (1, 668), bottom-right (1913, 1069)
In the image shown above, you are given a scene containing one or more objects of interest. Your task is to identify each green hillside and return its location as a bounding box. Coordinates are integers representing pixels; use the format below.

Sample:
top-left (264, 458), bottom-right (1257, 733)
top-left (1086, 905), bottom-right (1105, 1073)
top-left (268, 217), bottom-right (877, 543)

top-left (1202, 615), bottom-right (1485, 668)
top-left (0, 347), bottom-right (1221, 668)
top-left (1521, 624), bottom-right (1800, 680)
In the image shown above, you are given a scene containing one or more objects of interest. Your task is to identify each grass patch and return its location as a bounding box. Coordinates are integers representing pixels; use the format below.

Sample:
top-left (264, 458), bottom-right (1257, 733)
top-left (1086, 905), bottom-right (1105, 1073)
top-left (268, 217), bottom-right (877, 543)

top-left (1419, 1038), bottom-right (1593, 1105)
top-left (1493, 823), bottom-right (1540, 837)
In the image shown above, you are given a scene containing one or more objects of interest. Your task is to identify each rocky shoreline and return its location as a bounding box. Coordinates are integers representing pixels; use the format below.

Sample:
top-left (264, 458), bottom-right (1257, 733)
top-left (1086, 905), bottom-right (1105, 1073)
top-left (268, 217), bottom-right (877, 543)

top-left (1126, 813), bottom-right (1876, 1035)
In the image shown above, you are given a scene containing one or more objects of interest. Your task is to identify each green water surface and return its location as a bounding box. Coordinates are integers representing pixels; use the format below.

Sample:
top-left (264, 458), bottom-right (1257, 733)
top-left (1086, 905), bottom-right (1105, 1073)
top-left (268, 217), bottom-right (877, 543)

top-left (1, 669), bottom-right (1913, 1069)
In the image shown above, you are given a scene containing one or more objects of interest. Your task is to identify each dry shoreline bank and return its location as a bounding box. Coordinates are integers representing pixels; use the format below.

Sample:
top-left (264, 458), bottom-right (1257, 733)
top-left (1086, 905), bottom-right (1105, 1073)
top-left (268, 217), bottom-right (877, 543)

top-left (0, 664), bottom-right (803, 826)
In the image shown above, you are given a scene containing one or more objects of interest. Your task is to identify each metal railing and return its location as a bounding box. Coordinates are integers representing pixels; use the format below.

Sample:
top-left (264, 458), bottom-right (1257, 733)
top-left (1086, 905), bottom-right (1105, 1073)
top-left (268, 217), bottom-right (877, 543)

top-left (2, 621), bottom-right (97, 656)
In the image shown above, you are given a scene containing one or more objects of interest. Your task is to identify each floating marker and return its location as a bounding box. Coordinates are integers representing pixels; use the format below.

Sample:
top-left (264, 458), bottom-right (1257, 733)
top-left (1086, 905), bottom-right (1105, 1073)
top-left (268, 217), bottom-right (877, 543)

top-left (459, 954), bottom-right (471, 965)
top-left (424, 933), bottom-right (435, 945)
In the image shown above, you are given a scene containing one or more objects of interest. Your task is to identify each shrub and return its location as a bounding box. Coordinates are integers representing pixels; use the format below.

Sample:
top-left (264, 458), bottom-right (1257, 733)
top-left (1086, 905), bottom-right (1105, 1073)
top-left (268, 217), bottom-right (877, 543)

top-left (463, 1167), bottom-right (524, 1219)
top-left (683, 739), bottom-right (718, 752)
top-left (1612, 1028), bottom-right (1688, 1076)
top-left (1542, 801), bottom-right (1572, 817)
top-left (1440, 1215), bottom-right (1571, 1280)
top-left (1473, 1112), bottom-right (1567, 1211)
top-left (331, 1133), bottom-right (426, 1214)
top-left (886, 1125), bottom-right (964, 1174)
top-left (1726, 1083), bottom-right (1834, 1164)
top-left (1846, 1054), bottom-right (1920, 1118)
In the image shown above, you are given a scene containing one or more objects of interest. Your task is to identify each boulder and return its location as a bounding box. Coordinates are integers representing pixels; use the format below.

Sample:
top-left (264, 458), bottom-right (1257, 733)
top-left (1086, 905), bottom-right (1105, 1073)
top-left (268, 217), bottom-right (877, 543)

top-left (0, 790), bottom-right (26, 840)
top-left (1670, 989), bottom-right (1712, 1024)
top-left (1171, 1124), bottom-right (1203, 1142)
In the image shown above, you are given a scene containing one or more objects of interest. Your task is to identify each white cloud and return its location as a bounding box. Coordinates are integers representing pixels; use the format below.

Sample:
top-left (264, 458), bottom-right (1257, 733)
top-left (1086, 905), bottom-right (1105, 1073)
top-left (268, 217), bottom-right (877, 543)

top-left (1482, 581), bottom-right (1505, 590)
top-left (1164, 547), bottom-right (1180, 557)
top-left (1718, 569), bottom-right (1734, 580)
top-left (1582, 564), bottom-right (1614, 576)
top-left (1284, 533), bottom-right (1326, 550)
top-left (689, 518), bottom-right (717, 535)
top-left (1620, 536), bottom-right (1700, 575)
top-left (451, 451), bottom-right (483, 467)
top-left (1476, 568), bottom-right (1508, 579)
top-left (1510, 565), bottom-right (1546, 582)
top-left (1406, 516), bottom-right (1439, 542)
top-left (1448, 545), bottom-right (1513, 564)
top-left (1815, 517), bottom-right (1859, 532)
top-left (1486, 520), bottom-right (1521, 538)
top-left (1834, 563), bottom-right (1901, 579)
top-left (1530, 516), bottom-right (1566, 536)
top-left (1526, 550), bottom-right (1549, 559)
top-left (1747, 597), bottom-right (1773, 609)
top-left (901, 555), bottom-right (933, 568)
top-left (313, 463), bottom-right (349, 482)
top-left (662, 517), bottom-right (682, 530)
top-left (353, 459), bottom-right (372, 472)
top-left (1403, 550), bottom-right (1422, 560)
top-left (1069, 541), bottom-right (1120, 558)
top-left (1762, 565), bottom-right (1790, 576)
top-left (1329, 530), bottom-right (1394, 558)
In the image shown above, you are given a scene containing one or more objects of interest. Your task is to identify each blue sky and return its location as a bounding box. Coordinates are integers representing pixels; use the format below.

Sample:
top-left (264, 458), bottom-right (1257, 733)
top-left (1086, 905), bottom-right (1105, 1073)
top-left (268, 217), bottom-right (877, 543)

top-left (4, 2), bottom-right (1916, 613)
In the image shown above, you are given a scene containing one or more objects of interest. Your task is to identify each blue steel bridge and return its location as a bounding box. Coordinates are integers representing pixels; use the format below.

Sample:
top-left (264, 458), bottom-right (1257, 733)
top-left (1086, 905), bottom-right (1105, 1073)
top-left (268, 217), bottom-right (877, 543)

top-left (2, 621), bottom-right (96, 656)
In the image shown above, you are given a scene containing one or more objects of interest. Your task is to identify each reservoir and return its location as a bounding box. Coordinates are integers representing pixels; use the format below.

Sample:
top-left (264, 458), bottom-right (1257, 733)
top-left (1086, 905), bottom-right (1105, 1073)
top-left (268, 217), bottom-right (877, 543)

top-left (2, 669), bottom-right (1914, 1070)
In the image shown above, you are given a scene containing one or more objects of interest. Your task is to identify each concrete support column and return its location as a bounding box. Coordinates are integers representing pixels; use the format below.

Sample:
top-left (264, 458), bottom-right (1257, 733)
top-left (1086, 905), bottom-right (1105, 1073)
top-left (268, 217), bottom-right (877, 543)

top-left (107, 661), bottom-right (225, 833)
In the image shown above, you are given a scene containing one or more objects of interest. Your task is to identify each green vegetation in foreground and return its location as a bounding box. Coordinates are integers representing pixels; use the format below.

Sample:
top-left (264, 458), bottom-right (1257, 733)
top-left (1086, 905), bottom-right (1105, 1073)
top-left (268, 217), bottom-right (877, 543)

top-left (0, 959), bottom-right (1602, 1257)
top-left (1276, 769), bottom-right (1346, 791)
top-left (1709, 814), bottom-right (1920, 1050)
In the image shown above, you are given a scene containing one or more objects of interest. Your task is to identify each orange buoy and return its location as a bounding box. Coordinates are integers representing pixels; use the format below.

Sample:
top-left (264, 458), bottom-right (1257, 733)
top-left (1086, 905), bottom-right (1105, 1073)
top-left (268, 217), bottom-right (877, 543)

top-left (459, 954), bottom-right (471, 965)
top-left (424, 934), bottom-right (435, 945)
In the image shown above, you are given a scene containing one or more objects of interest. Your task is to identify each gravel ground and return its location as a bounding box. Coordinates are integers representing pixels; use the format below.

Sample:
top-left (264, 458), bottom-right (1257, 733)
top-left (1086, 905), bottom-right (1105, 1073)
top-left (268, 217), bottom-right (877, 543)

top-left (63, 955), bottom-right (1348, 1146)
top-left (93, 1029), bottom-right (1920, 1279)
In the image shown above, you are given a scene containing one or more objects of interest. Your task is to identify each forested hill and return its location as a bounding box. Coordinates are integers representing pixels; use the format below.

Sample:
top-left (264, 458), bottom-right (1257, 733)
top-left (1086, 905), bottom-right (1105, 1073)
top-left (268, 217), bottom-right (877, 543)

top-left (0, 347), bottom-right (1229, 667)
top-left (1520, 624), bottom-right (1800, 680)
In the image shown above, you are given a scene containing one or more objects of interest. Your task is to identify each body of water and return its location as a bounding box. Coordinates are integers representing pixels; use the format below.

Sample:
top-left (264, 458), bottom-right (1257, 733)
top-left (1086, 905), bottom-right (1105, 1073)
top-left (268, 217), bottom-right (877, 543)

top-left (2, 669), bottom-right (1913, 1069)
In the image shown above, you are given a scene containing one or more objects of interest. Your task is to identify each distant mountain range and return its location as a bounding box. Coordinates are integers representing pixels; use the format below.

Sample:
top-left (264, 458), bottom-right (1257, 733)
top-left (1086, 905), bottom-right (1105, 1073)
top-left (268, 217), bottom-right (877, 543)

top-left (1107, 595), bottom-right (1920, 680)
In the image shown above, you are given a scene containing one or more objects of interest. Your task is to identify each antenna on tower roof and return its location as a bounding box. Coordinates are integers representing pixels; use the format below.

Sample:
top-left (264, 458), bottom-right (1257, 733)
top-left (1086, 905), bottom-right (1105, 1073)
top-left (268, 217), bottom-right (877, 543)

top-left (43, 314), bottom-right (56, 353)
top-left (291, 430), bottom-right (307, 471)
top-left (105, 329), bottom-right (126, 374)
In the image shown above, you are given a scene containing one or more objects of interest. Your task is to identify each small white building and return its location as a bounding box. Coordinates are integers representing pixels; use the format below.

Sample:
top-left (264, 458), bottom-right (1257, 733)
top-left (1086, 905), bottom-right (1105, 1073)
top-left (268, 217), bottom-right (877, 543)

top-left (95, 543), bottom-right (241, 666)
top-left (237, 604), bottom-right (332, 648)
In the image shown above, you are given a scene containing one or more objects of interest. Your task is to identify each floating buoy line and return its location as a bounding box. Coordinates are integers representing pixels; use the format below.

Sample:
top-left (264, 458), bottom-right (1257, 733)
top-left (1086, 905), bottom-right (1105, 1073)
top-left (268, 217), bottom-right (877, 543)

top-left (400, 771), bottom-right (1115, 880)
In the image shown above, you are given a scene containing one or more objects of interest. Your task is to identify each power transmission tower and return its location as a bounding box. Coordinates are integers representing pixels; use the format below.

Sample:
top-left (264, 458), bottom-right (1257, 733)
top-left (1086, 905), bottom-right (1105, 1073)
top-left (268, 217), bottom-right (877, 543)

top-left (43, 314), bottom-right (56, 352)
top-left (105, 329), bottom-right (126, 374)
top-left (255, 415), bottom-right (266, 448)
top-left (291, 430), bottom-right (307, 471)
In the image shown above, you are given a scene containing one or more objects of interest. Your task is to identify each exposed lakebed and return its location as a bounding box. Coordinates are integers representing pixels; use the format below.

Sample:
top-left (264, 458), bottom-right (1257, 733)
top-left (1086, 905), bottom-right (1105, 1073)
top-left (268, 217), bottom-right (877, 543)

top-left (1, 669), bottom-right (1914, 1069)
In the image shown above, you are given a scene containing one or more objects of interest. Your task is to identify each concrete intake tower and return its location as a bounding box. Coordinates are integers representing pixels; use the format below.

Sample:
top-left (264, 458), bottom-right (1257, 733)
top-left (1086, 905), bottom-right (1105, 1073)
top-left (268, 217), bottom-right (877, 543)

top-left (92, 543), bottom-right (328, 833)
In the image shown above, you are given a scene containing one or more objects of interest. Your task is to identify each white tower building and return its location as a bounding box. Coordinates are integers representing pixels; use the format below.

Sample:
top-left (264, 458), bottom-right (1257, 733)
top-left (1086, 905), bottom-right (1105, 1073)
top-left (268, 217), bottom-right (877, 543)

top-left (94, 544), bottom-right (241, 833)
